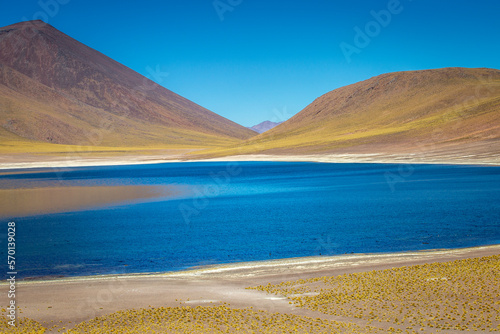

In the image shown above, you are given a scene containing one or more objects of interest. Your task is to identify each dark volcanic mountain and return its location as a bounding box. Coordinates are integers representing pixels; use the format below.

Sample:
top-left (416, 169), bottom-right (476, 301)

top-left (0, 20), bottom-right (256, 149)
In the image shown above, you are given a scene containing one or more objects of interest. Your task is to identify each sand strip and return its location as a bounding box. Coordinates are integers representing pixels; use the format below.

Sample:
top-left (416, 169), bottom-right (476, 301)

top-left (0, 185), bottom-right (186, 218)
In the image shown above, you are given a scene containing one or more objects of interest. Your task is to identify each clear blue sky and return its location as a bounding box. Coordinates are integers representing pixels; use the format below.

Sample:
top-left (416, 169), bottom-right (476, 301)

top-left (1, 0), bottom-right (499, 127)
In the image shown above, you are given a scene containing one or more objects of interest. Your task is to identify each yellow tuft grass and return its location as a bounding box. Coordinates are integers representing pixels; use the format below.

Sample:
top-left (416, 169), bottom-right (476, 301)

top-left (250, 255), bottom-right (500, 332)
top-left (0, 316), bottom-right (46, 333)
top-left (66, 305), bottom-right (384, 334)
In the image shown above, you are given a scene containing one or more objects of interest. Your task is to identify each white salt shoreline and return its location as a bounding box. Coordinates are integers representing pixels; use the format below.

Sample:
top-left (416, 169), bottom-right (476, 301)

top-left (1, 153), bottom-right (499, 170)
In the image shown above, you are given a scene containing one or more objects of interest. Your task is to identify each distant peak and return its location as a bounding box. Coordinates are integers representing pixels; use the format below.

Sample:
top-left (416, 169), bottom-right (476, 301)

top-left (249, 120), bottom-right (282, 134)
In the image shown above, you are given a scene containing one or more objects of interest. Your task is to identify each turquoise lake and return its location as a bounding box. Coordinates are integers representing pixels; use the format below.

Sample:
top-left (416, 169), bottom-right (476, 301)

top-left (1, 161), bottom-right (499, 279)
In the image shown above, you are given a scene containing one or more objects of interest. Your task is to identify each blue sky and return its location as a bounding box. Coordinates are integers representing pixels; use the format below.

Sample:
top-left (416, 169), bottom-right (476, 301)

top-left (1, 0), bottom-right (499, 127)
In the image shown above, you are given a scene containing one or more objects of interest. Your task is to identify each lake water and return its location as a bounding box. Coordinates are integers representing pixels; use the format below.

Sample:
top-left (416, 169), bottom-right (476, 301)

top-left (1, 162), bottom-right (499, 279)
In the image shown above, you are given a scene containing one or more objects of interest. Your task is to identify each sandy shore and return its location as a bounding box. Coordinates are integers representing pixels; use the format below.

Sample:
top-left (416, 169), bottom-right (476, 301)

top-left (2, 244), bottom-right (499, 332)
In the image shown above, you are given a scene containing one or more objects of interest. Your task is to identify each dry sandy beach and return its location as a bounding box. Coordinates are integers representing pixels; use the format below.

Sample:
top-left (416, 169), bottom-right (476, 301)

top-left (1, 244), bottom-right (499, 332)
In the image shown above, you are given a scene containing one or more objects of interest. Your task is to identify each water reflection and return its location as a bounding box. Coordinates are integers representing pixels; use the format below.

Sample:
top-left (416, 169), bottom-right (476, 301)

top-left (0, 185), bottom-right (181, 218)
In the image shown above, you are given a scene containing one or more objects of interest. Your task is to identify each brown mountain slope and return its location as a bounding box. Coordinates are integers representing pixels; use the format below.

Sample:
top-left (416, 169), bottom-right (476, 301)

top-left (0, 20), bottom-right (256, 153)
top-left (202, 67), bottom-right (500, 159)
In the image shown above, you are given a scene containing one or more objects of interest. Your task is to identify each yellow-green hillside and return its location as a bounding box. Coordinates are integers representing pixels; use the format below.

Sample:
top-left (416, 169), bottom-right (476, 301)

top-left (197, 67), bottom-right (500, 158)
